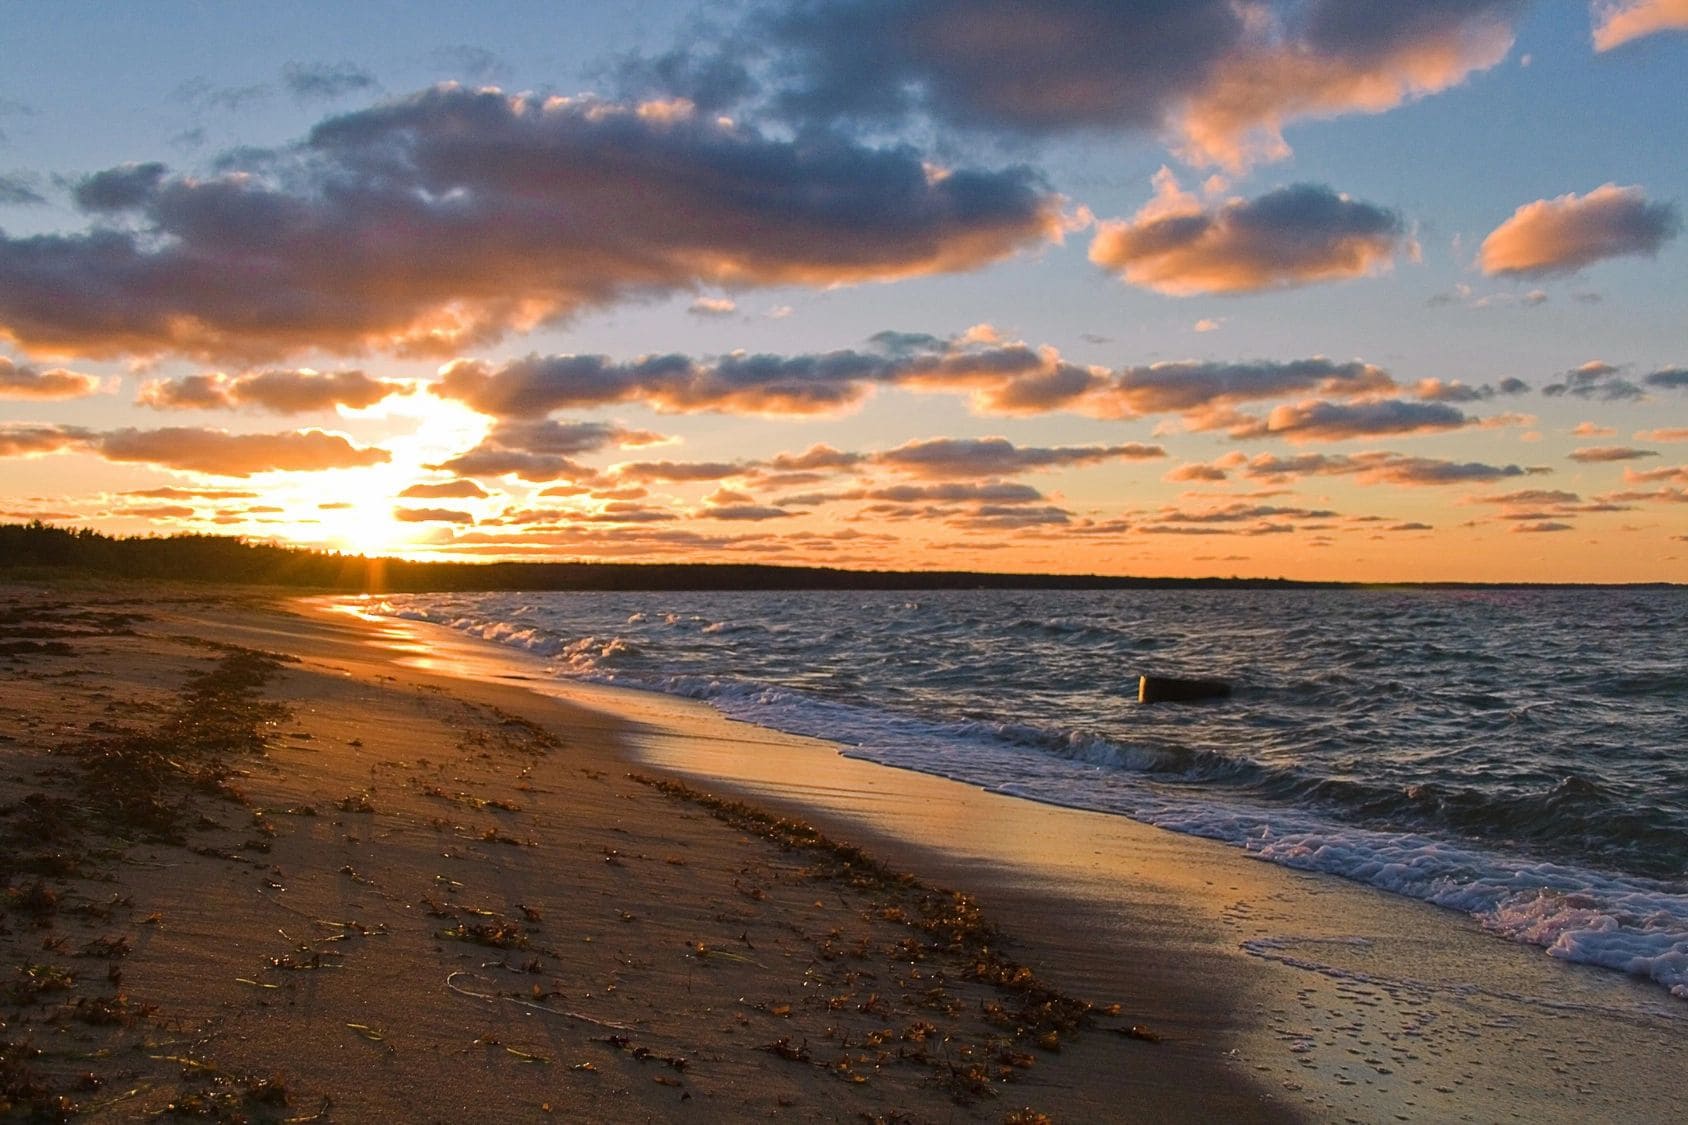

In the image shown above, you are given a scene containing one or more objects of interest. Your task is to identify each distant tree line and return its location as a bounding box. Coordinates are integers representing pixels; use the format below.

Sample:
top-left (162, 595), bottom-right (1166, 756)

top-left (0, 520), bottom-right (1328, 592)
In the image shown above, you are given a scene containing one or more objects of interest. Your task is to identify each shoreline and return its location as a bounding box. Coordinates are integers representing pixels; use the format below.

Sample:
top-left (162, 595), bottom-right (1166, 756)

top-left (1, 582), bottom-right (1289, 1122)
top-left (3, 580), bottom-right (1684, 1121)
top-left (326, 594), bottom-right (1688, 1122)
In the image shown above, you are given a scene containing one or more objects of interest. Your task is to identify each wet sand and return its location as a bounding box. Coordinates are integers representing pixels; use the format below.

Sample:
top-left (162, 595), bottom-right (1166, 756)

top-left (335, 598), bottom-right (1688, 1124)
top-left (3, 582), bottom-right (1682, 1122)
top-left (0, 583), bottom-right (1285, 1122)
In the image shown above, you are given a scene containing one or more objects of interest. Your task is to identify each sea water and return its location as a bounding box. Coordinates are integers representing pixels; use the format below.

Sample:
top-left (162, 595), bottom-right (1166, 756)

top-left (366, 586), bottom-right (1688, 999)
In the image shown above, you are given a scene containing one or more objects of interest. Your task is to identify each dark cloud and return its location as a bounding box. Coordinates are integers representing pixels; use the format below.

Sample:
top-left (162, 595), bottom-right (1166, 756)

top-left (426, 449), bottom-right (594, 484)
top-left (1568, 446), bottom-right (1658, 463)
top-left (1090, 357), bottom-right (1394, 418)
top-left (0, 357), bottom-right (101, 400)
top-left (72, 162), bottom-right (168, 212)
top-left (1542, 360), bottom-right (1645, 401)
top-left (612, 460), bottom-right (748, 484)
top-left (873, 436), bottom-right (1163, 478)
top-left (434, 336), bottom-right (1418, 430)
top-left (697, 504), bottom-right (794, 521)
top-left (1091, 181), bottom-right (1408, 295)
top-left (691, 1), bottom-right (1520, 169)
top-left (1229, 399), bottom-right (1470, 442)
top-left (1242, 451), bottom-right (1547, 486)
top-left (0, 174), bottom-right (46, 207)
top-left (761, 0), bottom-right (1244, 136)
top-left (782, 481), bottom-right (1047, 506)
top-left (1480, 184), bottom-right (1679, 277)
top-left (1644, 367), bottom-right (1688, 390)
top-left (137, 368), bottom-right (409, 413)
top-left (1469, 488), bottom-right (1582, 504)
top-left (282, 61), bottom-right (378, 103)
top-left (1150, 502), bottom-right (1338, 524)
top-left (0, 86), bottom-right (1058, 360)
top-left (1413, 377), bottom-right (1530, 402)
top-left (423, 417), bottom-right (666, 483)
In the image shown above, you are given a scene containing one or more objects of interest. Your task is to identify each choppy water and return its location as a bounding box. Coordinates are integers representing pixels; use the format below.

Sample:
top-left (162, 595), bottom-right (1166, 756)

top-left (365, 587), bottom-right (1688, 999)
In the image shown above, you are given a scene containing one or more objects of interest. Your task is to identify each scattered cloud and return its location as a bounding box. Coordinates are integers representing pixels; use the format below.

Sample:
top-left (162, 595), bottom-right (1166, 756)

top-left (688, 296), bottom-right (739, 318)
top-left (1591, 0), bottom-right (1688, 50)
top-left (1568, 445), bottom-right (1658, 462)
top-left (1468, 488), bottom-right (1582, 505)
top-left (1542, 360), bottom-right (1646, 401)
top-left (1412, 377), bottom-right (1529, 402)
top-left (0, 357), bottom-right (102, 400)
top-left (870, 436), bottom-right (1163, 479)
top-left (393, 506), bottom-right (475, 524)
top-left (1228, 399), bottom-right (1471, 443)
top-left (137, 368), bottom-right (409, 413)
top-left (1623, 463), bottom-right (1688, 484)
top-left (1644, 367), bottom-right (1688, 390)
top-left (1091, 174), bottom-right (1408, 295)
top-left (0, 85), bottom-right (1060, 361)
top-left (0, 173), bottom-right (46, 207)
top-left (0, 422), bottom-right (389, 476)
top-left (717, 0), bottom-right (1522, 170)
top-left (1479, 184), bottom-right (1679, 277)
top-left (399, 479), bottom-right (489, 500)
top-left (281, 61), bottom-right (378, 103)
top-left (1240, 451), bottom-right (1548, 486)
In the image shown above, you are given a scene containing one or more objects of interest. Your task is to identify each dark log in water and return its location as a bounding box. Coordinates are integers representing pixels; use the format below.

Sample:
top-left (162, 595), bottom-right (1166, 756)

top-left (1138, 675), bottom-right (1232, 704)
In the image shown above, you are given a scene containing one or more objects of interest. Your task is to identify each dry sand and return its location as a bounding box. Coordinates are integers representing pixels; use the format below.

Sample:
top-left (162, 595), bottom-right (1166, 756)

top-left (4, 582), bottom-right (1684, 1123)
top-left (0, 583), bottom-right (1286, 1123)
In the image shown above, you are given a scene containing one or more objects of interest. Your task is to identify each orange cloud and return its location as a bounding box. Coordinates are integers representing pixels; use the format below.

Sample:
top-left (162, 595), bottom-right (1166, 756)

top-left (1480, 185), bottom-right (1679, 277)
top-left (393, 507), bottom-right (476, 524)
top-left (399, 480), bottom-right (489, 500)
top-left (137, 369), bottom-right (410, 413)
top-left (0, 422), bottom-right (389, 476)
top-left (1, 86), bottom-right (1060, 361)
top-left (1091, 175), bottom-right (1407, 295)
top-left (0, 357), bottom-right (102, 400)
top-left (1175, 4), bottom-right (1520, 169)
top-left (1592, 0), bottom-right (1688, 50)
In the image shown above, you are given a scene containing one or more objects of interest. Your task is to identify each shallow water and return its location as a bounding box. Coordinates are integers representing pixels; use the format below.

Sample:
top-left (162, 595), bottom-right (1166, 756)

top-left (366, 586), bottom-right (1688, 999)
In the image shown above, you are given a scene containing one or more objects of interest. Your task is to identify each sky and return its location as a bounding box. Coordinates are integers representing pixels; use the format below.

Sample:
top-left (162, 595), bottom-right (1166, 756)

top-left (0, 1), bottom-right (1684, 582)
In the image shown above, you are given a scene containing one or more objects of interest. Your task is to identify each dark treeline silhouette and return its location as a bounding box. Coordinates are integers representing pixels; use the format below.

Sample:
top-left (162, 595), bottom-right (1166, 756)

top-left (4, 522), bottom-right (1674, 592)
top-left (1, 520), bottom-right (1323, 592)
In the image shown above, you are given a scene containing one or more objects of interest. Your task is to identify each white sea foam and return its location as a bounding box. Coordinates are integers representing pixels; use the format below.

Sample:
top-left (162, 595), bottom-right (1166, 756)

top-left (360, 589), bottom-right (1688, 1001)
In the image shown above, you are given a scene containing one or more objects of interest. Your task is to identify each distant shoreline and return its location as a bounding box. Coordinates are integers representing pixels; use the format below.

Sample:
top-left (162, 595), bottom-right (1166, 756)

top-left (3, 520), bottom-right (1681, 591)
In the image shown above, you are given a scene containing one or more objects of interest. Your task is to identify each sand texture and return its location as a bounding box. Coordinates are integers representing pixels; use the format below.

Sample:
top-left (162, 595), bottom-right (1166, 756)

top-left (0, 583), bottom-right (1288, 1123)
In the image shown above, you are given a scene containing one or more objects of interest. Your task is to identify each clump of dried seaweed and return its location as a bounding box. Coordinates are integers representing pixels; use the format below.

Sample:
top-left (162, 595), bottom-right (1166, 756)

top-left (66, 649), bottom-right (290, 844)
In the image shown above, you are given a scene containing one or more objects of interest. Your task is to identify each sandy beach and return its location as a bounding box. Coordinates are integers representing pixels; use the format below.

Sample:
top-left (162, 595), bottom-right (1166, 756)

top-left (2, 582), bottom-right (1287, 1123)
top-left (3, 582), bottom-right (1685, 1123)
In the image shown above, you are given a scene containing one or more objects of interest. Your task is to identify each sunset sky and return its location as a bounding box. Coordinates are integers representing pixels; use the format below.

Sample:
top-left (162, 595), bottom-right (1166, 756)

top-left (1, 1), bottom-right (1684, 581)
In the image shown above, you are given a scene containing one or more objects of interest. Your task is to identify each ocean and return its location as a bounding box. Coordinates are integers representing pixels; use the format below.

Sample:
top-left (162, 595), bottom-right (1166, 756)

top-left (365, 586), bottom-right (1688, 1001)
